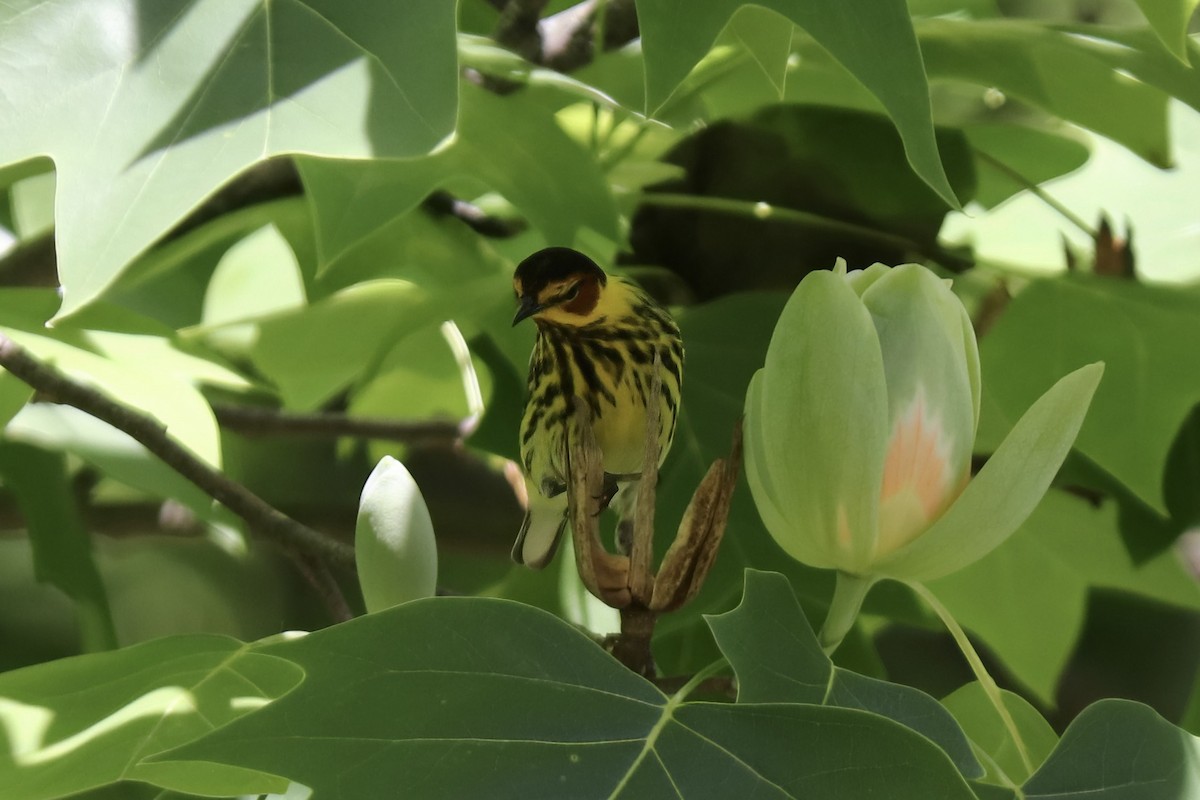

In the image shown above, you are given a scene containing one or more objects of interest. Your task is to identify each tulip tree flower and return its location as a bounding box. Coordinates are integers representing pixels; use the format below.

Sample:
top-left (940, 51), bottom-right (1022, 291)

top-left (745, 261), bottom-right (1102, 650)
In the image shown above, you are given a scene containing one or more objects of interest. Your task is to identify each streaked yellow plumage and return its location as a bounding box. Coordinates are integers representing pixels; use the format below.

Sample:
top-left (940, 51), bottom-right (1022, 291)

top-left (511, 247), bottom-right (683, 568)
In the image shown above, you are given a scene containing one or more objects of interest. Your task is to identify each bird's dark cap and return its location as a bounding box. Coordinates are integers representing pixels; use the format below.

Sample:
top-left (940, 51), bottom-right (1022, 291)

top-left (514, 247), bottom-right (607, 295)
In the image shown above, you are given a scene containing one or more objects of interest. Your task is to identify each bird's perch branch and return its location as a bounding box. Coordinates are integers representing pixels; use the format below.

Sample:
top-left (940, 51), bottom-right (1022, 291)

top-left (566, 352), bottom-right (741, 677)
top-left (0, 334), bottom-right (355, 570)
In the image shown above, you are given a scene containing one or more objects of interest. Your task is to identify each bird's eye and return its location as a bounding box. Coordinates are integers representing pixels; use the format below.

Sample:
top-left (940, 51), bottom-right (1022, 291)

top-left (563, 283), bottom-right (581, 301)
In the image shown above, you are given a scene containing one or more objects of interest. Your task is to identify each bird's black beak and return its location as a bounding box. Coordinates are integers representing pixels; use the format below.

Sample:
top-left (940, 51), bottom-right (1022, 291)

top-left (512, 294), bottom-right (543, 326)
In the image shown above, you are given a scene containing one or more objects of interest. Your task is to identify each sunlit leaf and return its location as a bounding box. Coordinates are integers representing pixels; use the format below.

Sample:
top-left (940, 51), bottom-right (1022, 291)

top-left (0, 0), bottom-right (457, 317)
top-left (300, 82), bottom-right (619, 266)
top-left (0, 635), bottom-right (302, 799)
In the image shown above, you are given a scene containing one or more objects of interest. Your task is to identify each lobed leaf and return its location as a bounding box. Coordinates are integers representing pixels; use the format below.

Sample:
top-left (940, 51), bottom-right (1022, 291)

top-left (0, 0), bottom-right (457, 317)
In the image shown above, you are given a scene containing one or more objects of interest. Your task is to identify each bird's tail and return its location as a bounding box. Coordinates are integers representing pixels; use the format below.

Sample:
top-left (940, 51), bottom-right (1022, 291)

top-left (512, 493), bottom-right (569, 569)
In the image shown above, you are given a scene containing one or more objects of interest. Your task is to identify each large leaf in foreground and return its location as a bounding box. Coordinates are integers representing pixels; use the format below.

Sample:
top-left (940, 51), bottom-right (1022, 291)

top-left (1024, 700), bottom-right (1200, 798)
top-left (164, 598), bottom-right (977, 798)
top-left (0, 635), bottom-right (302, 799)
top-left (707, 570), bottom-right (982, 778)
top-left (0, 0), bottom-right (457, 317)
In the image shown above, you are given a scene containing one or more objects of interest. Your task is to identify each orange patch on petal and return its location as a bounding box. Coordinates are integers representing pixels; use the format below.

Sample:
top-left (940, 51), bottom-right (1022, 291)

top-left (881, 391), bottom-right (953, 520)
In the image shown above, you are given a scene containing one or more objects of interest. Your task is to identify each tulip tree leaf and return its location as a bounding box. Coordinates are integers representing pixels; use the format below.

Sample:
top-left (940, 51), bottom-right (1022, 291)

top-left (4, 405), bottom-right (214, 516)
top-left (0, 635), bottom-right (302, 799)
top-left (977, 275), bottom-right (1200, 515)
top-left (0, 0), bottom-right (457, 318)
top-left (0, 443), bottom-right (116, 653)
top-left (299, 82), bottom-right (619, 266)
top-left (941, 682), bottom-right (1059, 786)
top-left (1131, 0), bottom-right (1200, 63)
top-left (930, 491), bottom-right (1200, 703)
top-left (917, 19), bottom-right (1172, 167)
top-left (635, 0), bottom-right (960, 208)
top-left (728, 6), bottom-right (794, 97)
top-left (0, 328), bottom-right (221, 468)
top-left (161, 597), bottom-right (978, 799)
top-left (707, 570), bottom-right (983, 778)
top-left (1022, 700), bottom-right (1200, 798)
top-left (248, 280), bottom-right (436, 410)
top-left (964, 124), bottom-right (1091, 210)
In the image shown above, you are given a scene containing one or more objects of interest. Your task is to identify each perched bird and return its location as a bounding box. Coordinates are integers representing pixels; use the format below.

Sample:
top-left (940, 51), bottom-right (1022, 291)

top-left (511, 247), bottom-right (684, 568)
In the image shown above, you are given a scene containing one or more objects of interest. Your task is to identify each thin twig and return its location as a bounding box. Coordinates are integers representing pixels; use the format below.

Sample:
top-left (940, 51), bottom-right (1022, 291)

top-left (291, 552), bottom-right (354, 623)
top-left (213, 404), bottom-right (474, 444)
top-left (0, 334), bottom-right (355, 567)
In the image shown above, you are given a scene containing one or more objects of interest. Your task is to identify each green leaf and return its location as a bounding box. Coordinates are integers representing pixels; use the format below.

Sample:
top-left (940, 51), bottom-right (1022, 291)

top-left (728, 6), bottom-right (793, 97)
top-left (929, 491), bottom-right (1200, 703)
top-left (877, 363), bottom-right (1103, 581)
top-left (4, 404), bottom-right (214, 517)
top-left (0, 373), bottom-right (33, 430)
top-left (0, 635), bottom-right (302, 799)
top-left (1133, 0), bottom-right (1200, 63)
top-left (0, 328), bottom-right (221, 468)
top-left (942, 682), bottom-right (1058, 785)
top-left (201, 224), bottom-right (306, 328)
top-left (164, 597), bottom-right (978, 798)
top-left (705, 570), bottom-right (830, 705)
top-left (300, 82), bottom-right (619, 266)
top-left (1023, 700), bottom-right (1200, 797)
top-left (977, 276), bottom-right (1200, 514)
top-left (964, 123), bottom-right (1091, 209)
top-left (635, 0), bottom-right (960, 207)
top-left (0, 0), bottom-right (458, 317)
top-left (707, 570), bottom-right (983, 778)
top-left (0, 443), bottom-right (116, 653)
top-left (918, 19), bottom-right (1172, 166)
top-left (248, 279), bottom-right (438, 410)
top-left (1053, 25), bottom-right (1200, 122)
top-left (355, 456), bottom-right (438, 612)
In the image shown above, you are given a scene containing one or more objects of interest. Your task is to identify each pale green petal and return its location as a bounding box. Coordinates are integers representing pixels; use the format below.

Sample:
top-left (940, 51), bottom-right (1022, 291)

top-left (844, 263), bottom-right (891, 296)
top-left (876, 363), bottom-right (1104, 581)
top-left (756, 270), bottom-right (889, 572)
top-left (744, 371), bottom-right (836, 567)
top-left (958, 301), bottom-right (982, 435)
top-left (860, 266), bottom-right (977, 556)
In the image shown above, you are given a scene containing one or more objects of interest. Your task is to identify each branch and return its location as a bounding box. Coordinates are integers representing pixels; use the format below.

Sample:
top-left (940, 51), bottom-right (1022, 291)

top-left (541, 0), bottom-right (639, 72)
top-left (213, 403), bottom-right (475, 445)
top-left (0, 334), bottom-right (355, 568)
top-left (493, 0), bottom-right (552, 62)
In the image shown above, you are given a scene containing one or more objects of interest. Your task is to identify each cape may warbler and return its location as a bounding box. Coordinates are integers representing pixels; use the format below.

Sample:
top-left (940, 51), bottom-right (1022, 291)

top-left (511, 247), bottom-right (683, 568)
